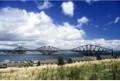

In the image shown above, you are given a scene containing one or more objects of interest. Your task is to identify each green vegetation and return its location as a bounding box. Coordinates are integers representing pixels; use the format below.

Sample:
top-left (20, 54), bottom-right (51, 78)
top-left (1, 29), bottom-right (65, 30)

top-left (0, 59), bottom-right (120, 80)
top-left (58, 55), bottom-right (65, 65)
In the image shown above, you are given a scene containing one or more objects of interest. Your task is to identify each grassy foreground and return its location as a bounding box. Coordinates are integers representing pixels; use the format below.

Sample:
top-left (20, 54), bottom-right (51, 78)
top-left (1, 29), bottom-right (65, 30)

top-left (0, 59), bottom-right (120, 80)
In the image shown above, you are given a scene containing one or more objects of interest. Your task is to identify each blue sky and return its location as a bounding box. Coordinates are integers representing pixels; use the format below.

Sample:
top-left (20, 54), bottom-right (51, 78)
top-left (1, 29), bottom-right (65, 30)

top-left (0, 0), bottom-right (120, 49)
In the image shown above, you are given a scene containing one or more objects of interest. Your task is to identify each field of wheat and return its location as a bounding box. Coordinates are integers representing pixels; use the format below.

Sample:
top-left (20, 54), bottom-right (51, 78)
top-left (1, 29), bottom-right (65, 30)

top-left (0, 59), bottom-right (120, 80)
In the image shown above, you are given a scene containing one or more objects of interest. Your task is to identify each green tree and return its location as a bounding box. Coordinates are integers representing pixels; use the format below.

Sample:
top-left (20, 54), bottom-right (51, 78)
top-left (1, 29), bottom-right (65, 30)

top-left (37, 61), bottom-right (40, 66)
top-left (58, 55), bottom-right (65, 65)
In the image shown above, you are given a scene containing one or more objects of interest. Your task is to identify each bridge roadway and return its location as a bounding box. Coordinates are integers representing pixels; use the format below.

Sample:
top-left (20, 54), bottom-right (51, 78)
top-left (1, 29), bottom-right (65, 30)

top-left (0, 45), bottom-right (114, 56)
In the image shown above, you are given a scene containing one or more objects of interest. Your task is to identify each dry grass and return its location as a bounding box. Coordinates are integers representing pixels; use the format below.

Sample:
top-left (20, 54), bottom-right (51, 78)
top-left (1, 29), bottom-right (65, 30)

top-left (0, 58), bottom-right (120, 80)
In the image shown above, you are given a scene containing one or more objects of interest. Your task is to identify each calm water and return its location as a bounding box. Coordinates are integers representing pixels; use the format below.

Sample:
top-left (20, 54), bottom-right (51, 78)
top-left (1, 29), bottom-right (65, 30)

top-left (0, 51), bottom-right (115, 62)
top-left (0, 52), bottom-right (84, 62)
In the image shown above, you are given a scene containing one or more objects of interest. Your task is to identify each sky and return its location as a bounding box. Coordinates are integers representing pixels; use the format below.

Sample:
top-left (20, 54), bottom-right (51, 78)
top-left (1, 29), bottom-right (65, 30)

top-left (0, 0), bottom-right (120, 50)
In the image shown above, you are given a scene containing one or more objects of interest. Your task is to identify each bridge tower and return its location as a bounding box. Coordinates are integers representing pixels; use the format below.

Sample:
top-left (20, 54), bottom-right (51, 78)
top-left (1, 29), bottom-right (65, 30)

top-left (70, 44), bottom-right (113, 56)
top-left (13, 46), bottom-right (28, 54)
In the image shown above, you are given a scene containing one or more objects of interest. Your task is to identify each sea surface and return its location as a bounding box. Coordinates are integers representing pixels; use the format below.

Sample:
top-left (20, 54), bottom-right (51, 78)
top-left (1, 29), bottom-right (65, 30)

top-left (0, 51), bottom-right (116, 62)
top-left (0, 52), bottom-right (84, 62)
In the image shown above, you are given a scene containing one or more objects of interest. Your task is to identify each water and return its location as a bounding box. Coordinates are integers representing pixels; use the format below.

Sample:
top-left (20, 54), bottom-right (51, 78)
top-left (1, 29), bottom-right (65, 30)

top-left (0, 52), bottom-right (84, 62)
top-left (0, 51), bottom-right (117, 62)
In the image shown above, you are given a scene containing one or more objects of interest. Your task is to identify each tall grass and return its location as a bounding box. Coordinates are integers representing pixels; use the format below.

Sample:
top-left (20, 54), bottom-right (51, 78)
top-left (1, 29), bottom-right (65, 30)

top-left (0, 59), bottom-right (120, 80)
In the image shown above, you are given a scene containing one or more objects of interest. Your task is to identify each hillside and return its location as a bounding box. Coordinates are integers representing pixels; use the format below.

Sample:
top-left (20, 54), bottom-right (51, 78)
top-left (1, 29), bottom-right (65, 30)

top-left (0, 59), bottom-right (120, 80)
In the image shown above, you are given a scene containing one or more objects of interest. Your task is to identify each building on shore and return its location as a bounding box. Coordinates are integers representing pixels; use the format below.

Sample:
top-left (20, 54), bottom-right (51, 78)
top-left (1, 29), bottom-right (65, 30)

top-left (3, 61), bottom-right (29, 67)
top-left (67, 56), bottom-right (97, 63)
top-left (36, 59), bottom-right (58, 66)
top-left (96, 55), bottom-right (115, 60)
top-left (0, 63), bottom-right (7, 68)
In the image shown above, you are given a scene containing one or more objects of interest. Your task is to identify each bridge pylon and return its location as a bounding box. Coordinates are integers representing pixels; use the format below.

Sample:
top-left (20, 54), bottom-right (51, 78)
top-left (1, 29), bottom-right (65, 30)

top-left (13, 46), bottom-right (28, 54)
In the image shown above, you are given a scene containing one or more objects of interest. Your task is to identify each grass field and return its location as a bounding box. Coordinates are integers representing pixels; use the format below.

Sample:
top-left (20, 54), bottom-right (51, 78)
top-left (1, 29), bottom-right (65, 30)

top-left (0, 59), bottom-right (120, 80)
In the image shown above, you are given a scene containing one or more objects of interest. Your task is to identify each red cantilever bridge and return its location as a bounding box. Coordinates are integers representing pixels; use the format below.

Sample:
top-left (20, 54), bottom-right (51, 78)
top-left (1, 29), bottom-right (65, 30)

top-left (0, 45), bottom-right (114, 56)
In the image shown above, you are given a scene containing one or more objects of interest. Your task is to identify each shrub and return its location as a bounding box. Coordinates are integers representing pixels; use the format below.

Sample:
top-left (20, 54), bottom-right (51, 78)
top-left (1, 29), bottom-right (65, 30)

top-left (58, 55), bottom-right (65, 65)
top-left (37, 61), bottom-right (40, 66)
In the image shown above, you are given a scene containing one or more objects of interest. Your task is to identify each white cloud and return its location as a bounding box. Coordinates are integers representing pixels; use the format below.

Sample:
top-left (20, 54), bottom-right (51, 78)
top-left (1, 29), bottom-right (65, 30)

top-left (77, 16), bottom-right (89, 27)
top-left (114, 17), bottom-right (120, 23)
top-left (85, 0), bottom-right (92, 4)
top-left (0, 7), bottom-right (120, 50)
top-left (107, 16), bottom-right (120, 26)
top-left (61, 1), bottom-right (74, 17)
top-left (21, 0), bottom-right (26, 2)
top-left (107, 21), bottom-right (113, 25)
top-left (0, 7), bottom-right (84, 49)
top-left (35, 0), bottom-right (53, 10)
top-left (85, 0), bottom-right (99, 4)
top-left (78, 16), bottom-right (89, 24)
top-left (82, 39), bottom-right (120, 50)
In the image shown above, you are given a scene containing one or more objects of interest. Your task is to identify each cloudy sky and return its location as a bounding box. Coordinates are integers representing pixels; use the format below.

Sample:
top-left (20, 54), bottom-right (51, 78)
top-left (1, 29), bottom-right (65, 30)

top-left (0, 0), bottom-right (120, 50)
